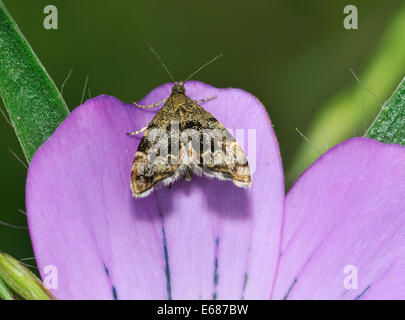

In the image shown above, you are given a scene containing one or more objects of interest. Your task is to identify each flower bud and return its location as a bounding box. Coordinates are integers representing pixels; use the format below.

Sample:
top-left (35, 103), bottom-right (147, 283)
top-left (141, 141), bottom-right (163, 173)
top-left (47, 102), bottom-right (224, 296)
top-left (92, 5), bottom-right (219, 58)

top-left (0, 251), bottom-right (55, 300)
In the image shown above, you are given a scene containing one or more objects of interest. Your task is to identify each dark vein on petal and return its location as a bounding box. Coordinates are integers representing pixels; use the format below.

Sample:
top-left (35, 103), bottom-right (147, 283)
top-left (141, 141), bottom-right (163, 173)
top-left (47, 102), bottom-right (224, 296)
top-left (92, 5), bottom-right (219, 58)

top-left (212, 237), bottom-right (220, 300)
top-left (103, 263), bottom-right (118, 300)
top-left (279, 225), bottom-right (340, 299)
top-left (241, 272), bottom-right (249, 300)
top-left (112, 286), bottom-right (118, 300)
top-left (354, 285), bottom-right (371, 300)
top-left (160, 214), bottom-right (172, 300)
top-left (214, 257), bottom-right (219, 286)
top-left (212, 257), bottom-right (218, 300)
top-left (104, 264), bottom-right (109, 276)
top-left (283, 278), bottom-right (297, 300)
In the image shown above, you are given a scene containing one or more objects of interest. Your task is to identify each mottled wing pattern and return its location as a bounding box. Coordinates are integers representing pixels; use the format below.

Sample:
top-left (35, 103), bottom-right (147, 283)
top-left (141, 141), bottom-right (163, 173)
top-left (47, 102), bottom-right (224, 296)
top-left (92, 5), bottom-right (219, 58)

top-left (131, 93), bottom-right (252, 198)
top-left (130, 102), bottom-right (180, 198)
top-left (199, 119), bottom-right (252, 188)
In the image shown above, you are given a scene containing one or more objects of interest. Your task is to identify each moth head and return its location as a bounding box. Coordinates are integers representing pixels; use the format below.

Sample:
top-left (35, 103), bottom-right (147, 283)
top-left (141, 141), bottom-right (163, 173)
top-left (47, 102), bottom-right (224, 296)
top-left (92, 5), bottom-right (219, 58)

top-left (172, 82), bottom-right (185, 94)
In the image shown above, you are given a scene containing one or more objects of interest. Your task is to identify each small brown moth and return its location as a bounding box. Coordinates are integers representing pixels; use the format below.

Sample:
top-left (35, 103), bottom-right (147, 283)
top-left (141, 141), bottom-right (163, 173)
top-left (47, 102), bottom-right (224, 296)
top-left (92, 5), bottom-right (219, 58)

top-left (128, 46), bottom-right (252, 198)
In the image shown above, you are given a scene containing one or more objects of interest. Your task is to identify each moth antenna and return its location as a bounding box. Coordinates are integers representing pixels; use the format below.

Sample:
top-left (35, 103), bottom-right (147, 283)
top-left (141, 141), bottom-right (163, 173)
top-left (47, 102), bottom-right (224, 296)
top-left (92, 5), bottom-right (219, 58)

top-left (146, 42), bottom-right (176, 83)
top-left (185, 54), bottom-right (223, 82)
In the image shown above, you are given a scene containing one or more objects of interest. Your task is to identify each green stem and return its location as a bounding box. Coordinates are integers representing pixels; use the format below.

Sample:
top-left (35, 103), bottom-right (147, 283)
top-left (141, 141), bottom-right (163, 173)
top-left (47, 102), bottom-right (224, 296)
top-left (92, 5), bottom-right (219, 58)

top-left (0, 1), bottom-right (69, 162)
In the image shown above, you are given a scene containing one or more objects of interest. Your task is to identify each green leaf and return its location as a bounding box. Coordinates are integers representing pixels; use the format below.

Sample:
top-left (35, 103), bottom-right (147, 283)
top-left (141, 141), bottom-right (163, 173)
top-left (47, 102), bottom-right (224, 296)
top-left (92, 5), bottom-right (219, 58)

top-left (366, 76), bottom-right (405, 144)
top-left (0, 1), bottom-right (69, 162)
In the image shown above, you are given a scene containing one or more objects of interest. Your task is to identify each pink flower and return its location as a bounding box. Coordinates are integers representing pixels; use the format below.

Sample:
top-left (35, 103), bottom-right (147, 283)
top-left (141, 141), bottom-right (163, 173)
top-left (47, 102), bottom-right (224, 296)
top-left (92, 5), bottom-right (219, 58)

top-left (26, 82), bottom-right (405, 299)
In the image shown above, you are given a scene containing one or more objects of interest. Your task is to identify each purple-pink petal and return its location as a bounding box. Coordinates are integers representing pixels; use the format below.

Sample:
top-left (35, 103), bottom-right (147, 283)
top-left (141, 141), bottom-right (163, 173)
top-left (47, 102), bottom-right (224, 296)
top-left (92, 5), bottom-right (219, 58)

top-left (26, 81), bottom-right (284, 299)
top-left (273, 138), bottom-right (405, 299)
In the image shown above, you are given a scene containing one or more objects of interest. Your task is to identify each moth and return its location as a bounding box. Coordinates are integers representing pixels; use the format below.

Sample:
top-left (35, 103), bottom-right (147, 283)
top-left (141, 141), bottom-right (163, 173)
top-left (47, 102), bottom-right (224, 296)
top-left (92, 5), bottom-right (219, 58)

top-left (129, 46), bottom-right (252, 198)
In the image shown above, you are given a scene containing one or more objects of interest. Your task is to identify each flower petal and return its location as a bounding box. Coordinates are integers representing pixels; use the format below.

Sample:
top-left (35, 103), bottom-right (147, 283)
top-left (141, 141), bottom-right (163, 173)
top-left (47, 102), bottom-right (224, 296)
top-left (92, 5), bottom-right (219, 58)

top-left (273, 137), bottom-right (405, 299)
top-left (26, 81), bottom-right (284, 299)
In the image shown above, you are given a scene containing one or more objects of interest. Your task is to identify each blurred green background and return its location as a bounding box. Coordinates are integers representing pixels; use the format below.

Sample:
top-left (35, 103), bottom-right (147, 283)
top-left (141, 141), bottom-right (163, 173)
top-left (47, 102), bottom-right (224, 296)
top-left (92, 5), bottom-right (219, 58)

top-left (1, 0), bottom-right (405, 262)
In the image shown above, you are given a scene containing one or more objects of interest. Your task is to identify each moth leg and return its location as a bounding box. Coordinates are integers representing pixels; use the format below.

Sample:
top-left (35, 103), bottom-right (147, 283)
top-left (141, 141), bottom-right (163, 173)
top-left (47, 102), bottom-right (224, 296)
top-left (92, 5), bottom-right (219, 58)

top-left (127, 127), bottom-right (147, 136)
top-left (132, 99), bottom-right (166, 109)
top-left (194, 95), bottom-right (217, 104)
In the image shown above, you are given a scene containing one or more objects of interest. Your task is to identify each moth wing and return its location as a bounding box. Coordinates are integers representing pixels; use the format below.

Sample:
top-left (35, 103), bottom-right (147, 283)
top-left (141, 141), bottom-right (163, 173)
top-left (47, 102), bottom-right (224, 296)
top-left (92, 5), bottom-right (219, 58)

top-left (192, 104), bottom-right (252, 188)
top-left (130, 97), bottom-right (252, 198)
top-left (130, 109), bottom-right (180, 198)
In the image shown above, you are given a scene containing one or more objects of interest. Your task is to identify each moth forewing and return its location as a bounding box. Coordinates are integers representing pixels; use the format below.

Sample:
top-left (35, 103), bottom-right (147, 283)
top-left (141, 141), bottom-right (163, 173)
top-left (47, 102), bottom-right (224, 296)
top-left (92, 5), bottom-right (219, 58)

top-left (201, 125), bottom-right (251, 187)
